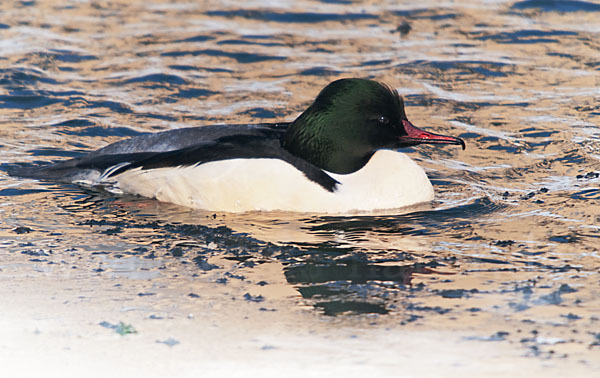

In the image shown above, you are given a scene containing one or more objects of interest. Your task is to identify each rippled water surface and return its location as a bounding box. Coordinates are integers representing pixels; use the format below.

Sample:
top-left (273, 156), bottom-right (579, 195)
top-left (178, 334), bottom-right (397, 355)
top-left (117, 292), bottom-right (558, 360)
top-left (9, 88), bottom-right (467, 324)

top-left (1, 0), bottom-right (600, 374)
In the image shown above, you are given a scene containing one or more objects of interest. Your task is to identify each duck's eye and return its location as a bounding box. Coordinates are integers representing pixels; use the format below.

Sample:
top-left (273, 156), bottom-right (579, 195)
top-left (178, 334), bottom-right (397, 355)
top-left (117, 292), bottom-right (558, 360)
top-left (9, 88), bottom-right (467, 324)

top-left (378, 116), bottom-right (390, 125)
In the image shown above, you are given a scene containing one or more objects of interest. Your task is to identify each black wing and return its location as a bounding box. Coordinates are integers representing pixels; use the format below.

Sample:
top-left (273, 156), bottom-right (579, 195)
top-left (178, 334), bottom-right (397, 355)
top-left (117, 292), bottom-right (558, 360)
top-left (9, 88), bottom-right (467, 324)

top-left (99, 134), bottom-right (339, 192)
top-left (11, 123), bottom-right (339, 192)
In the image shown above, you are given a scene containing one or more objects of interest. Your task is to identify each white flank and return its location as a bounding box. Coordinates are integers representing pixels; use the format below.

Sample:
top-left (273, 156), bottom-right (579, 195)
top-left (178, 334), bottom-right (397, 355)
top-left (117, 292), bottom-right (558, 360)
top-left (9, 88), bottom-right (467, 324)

top-left (105, 150), bottom-right (434, 213)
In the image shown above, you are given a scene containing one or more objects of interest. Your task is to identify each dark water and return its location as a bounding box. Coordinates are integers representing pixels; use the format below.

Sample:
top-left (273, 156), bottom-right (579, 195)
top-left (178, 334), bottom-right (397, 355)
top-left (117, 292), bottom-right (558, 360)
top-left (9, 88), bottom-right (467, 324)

top-left (1, 0), bottom-right (600, 368)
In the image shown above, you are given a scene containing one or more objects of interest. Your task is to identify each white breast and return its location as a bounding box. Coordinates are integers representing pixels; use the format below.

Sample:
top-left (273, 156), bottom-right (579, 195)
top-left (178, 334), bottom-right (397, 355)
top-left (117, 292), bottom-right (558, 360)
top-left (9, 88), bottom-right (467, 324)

top-left (104, 150), bottom-right (434, 213)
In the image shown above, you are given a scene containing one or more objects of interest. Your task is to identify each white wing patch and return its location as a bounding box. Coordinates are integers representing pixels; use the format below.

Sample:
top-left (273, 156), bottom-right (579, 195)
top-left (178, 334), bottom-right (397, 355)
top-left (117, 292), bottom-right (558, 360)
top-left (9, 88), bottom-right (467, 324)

top-left (98, 162), bottom-right (132, 182)
top-left (95, 162), bottom-right (133, 194)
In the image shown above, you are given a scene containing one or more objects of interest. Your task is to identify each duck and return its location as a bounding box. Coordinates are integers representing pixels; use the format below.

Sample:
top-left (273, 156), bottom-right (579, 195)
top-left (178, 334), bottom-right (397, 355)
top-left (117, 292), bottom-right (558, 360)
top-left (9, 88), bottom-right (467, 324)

top-left (16, 78), bottom-right (465, 213)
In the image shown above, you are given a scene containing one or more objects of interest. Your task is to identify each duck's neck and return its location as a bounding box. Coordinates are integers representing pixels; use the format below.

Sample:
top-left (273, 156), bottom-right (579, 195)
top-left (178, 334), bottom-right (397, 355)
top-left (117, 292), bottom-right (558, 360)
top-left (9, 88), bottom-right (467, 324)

top-left (283, 117), bottom-right (372, 174)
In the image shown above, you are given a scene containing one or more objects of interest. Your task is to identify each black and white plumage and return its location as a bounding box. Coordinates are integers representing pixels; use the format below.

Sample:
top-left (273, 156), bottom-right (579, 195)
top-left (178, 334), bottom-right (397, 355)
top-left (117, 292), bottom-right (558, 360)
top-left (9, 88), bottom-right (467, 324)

top-left (11, 79), bottom-right (465, 213)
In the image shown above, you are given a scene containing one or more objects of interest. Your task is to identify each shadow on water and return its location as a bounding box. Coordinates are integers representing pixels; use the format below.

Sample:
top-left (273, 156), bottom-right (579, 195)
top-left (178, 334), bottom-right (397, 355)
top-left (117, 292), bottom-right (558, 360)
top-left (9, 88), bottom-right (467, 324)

top-left (34, 183), bottom-right (584, 317)
top-left (1, 179), bottom-right (508, 316)
top-left (511, 0), bottom-right (600, 12)
top-left (303, 197), bottom-right (504, 237)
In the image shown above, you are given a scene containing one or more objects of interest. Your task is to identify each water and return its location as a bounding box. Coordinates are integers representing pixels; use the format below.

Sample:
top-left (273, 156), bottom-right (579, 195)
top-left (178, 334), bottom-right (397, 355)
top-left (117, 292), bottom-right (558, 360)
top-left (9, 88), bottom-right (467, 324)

top-left (1, 0), bottom-right (599, 373)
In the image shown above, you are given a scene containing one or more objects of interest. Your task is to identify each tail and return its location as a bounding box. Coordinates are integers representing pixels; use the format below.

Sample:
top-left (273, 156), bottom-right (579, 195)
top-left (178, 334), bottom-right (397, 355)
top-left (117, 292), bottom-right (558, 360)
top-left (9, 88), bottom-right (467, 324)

top-left (3, 158), bottom-right (101, 184)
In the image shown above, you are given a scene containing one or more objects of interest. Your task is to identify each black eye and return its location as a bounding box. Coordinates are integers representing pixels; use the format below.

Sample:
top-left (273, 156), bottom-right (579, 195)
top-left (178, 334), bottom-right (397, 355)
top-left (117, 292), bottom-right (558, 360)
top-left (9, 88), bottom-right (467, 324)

top-left (378, 116), bottom-right (390, 125)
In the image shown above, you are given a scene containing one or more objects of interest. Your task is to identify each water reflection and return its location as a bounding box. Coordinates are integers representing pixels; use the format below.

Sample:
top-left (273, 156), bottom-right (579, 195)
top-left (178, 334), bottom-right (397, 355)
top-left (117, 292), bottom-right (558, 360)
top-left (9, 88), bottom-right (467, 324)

top-left (286, 261), bottom-right (443, 315)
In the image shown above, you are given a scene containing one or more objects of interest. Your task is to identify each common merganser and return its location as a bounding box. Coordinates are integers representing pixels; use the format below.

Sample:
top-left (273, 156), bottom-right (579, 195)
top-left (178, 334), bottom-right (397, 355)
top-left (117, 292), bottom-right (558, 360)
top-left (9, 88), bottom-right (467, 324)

top-left (14, 78), bottom-right (465, 213)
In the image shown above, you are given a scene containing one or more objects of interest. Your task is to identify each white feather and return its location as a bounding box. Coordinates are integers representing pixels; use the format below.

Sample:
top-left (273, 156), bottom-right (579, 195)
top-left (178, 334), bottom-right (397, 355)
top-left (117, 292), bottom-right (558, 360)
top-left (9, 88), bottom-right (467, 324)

top-left (99, 162), bottom-right (131, 181)
top-left (105, 150), bottom-right (434, 213)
